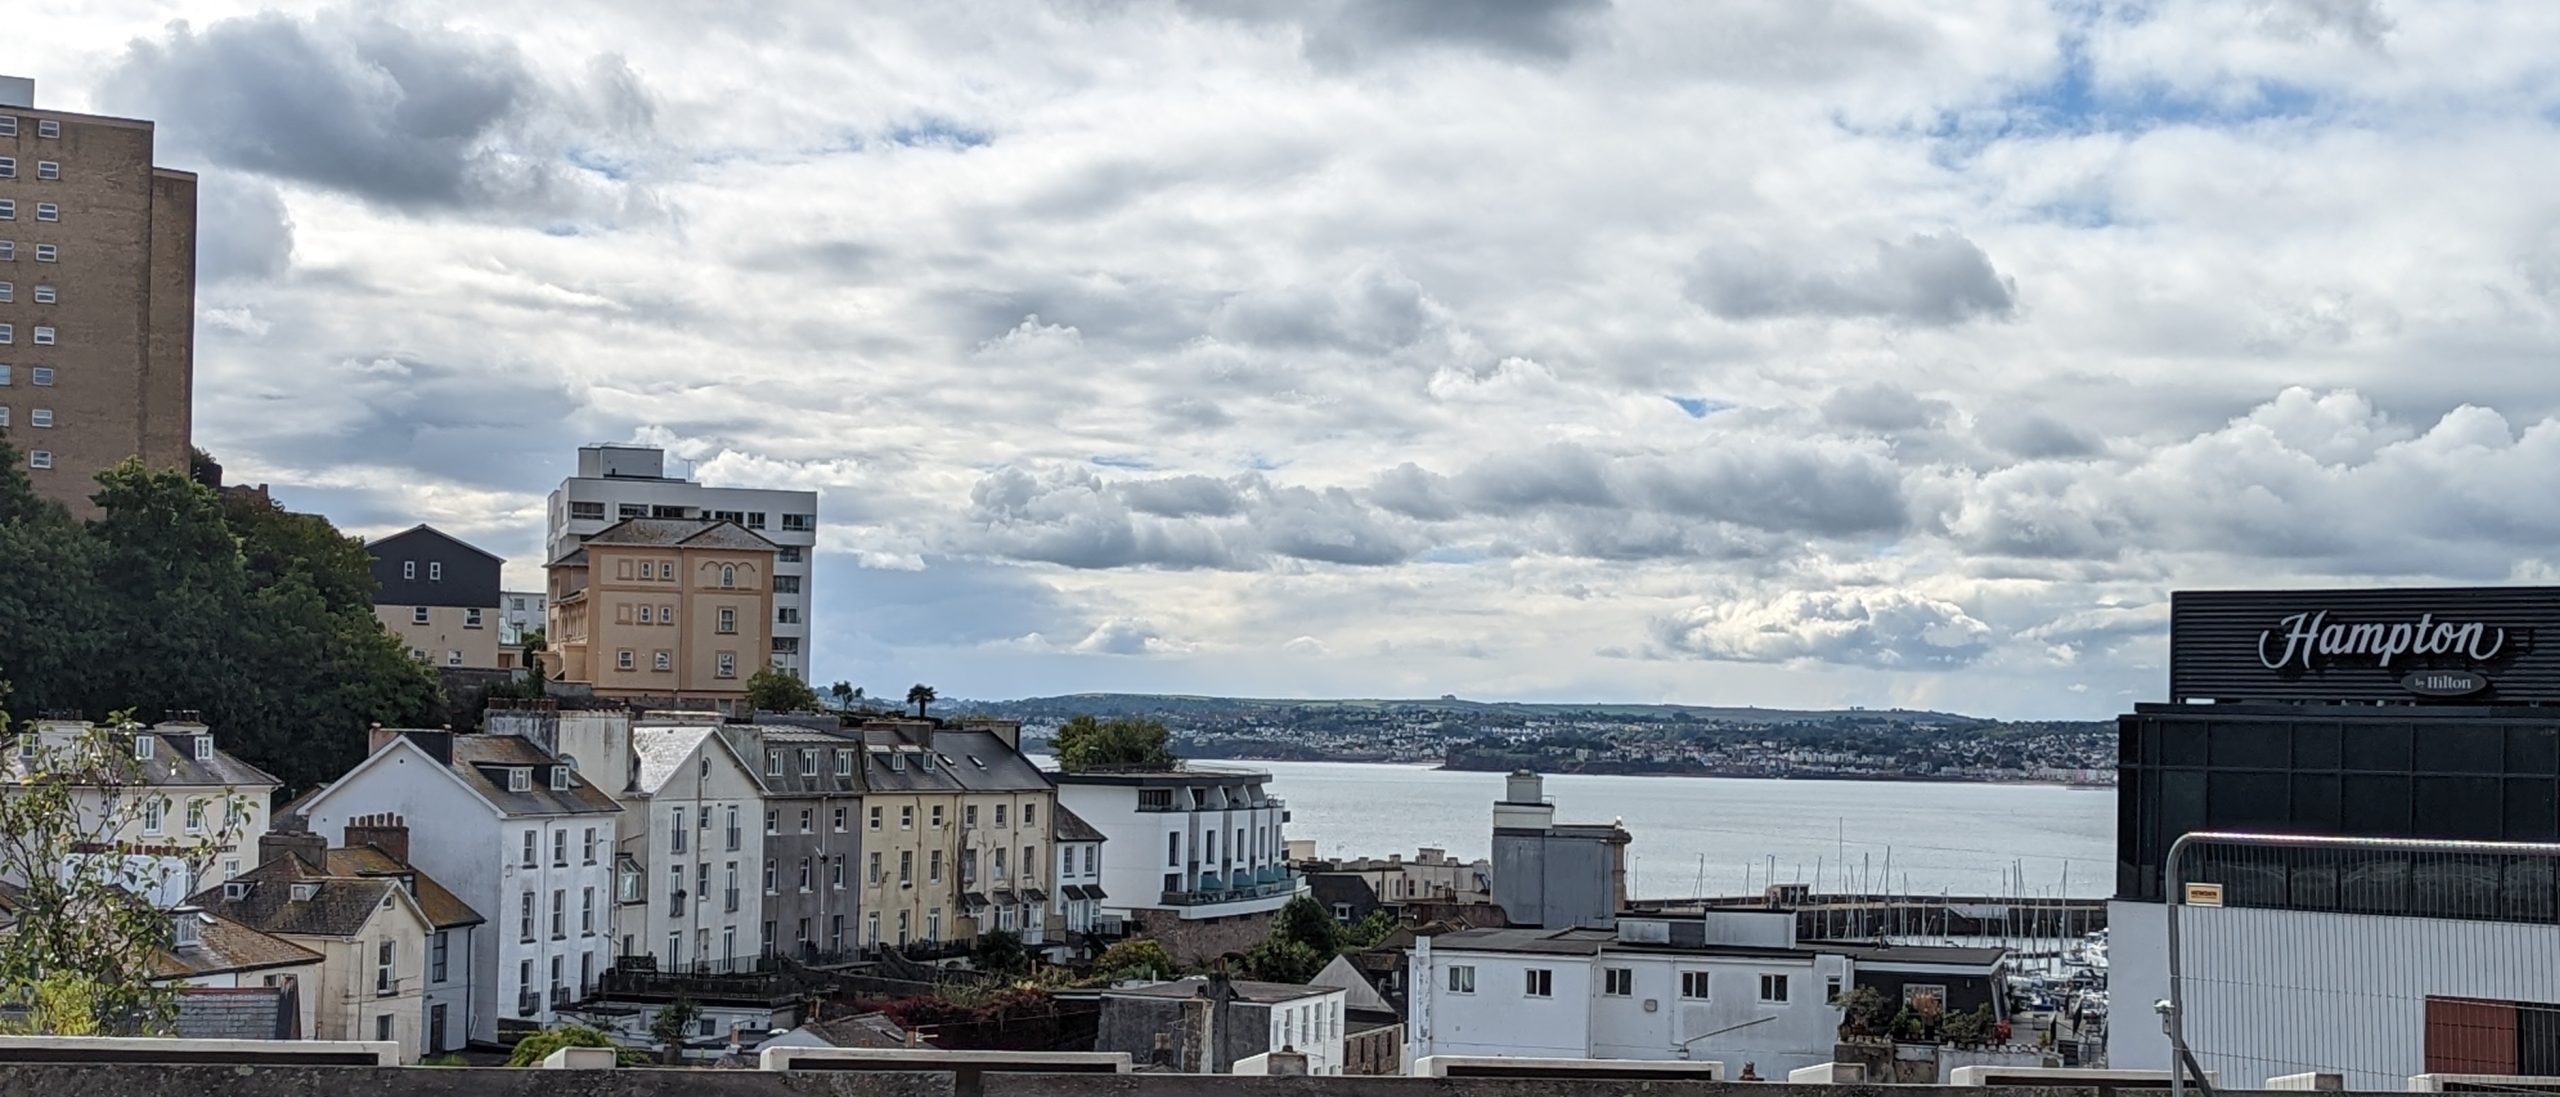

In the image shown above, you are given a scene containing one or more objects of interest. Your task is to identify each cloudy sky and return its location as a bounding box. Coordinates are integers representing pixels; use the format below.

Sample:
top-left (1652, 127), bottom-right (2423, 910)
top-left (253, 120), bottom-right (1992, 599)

top-left (19, 0), bottom-right (2560, 716)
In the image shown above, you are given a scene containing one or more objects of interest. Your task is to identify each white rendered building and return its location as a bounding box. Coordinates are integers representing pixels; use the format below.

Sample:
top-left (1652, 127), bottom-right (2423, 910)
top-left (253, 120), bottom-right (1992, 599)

top-left (549, 713), bottom-right (769, 972)
top-left (299, 726), bottom-right (622, 1045)
top-left (545, 444), bottom-right (817, 679)
top-left (1408, 910), bottom-right (1851, 1077)
top-left (1051, 765), bottom-right (1300, 962)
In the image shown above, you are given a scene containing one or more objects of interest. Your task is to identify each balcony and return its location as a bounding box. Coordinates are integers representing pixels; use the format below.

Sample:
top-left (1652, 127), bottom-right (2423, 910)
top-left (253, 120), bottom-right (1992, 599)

top-left (518, 990), bottom-right (542, 1018)
top-left (1157, 872), bottom-right (1301, 908)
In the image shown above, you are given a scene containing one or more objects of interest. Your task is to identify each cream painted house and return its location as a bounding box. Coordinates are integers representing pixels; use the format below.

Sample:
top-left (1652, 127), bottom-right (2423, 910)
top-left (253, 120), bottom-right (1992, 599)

top-left (189, 828), bottom-right (437, 1061)
top-left (4, 719), bottom-right (280, 897)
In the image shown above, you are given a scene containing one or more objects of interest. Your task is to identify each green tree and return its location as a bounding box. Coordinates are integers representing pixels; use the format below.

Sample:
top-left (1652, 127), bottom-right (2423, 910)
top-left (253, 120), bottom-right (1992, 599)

top-left (0, 439), bottom-right (103, 717)
top-left (746, 666), bottom-right (820, 712)
top-left (972, 929), bottom-right (1029, 977)
top-left (649, 997), bottom-right (703, 1063)
top-left (1241, 937), bottom-right (1325, 985)
top-left (0, 715), bottom-right (258, 1035)
top-left (1272, 895), bottom-right (1341, 954)
top-left (907, 683), bottom-right (937, 718)
top-left (1337, 910), bottom-right (1398, 952)
top-left (1051, 715), bottom-right (1177, 773)
top-left (829, 681), bottom-right (855, 709)
top-left (1090, 938), bottom-right (1176, 982)
top-left (506, 1024), bottom-right (654, 1067)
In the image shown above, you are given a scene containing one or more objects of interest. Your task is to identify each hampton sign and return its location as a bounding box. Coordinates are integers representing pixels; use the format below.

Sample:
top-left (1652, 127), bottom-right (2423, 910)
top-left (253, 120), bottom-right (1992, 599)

top-left (2172, 587), bottom-right (2560, 704)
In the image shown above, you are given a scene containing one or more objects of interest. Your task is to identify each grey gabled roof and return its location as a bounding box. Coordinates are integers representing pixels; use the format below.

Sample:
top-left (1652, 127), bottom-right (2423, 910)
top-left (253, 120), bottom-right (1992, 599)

top-left (188, 855), bottom-right (404, 939)
top-left (448, 735), bottom-right (623, 816)
top-left (927, 730), bottom-right (1053, 793)
top-left (2, 722), bottom-right (281, 790)
top-left (1052, 804), bottom-right (1106, 843)
top-left (175, 987), bottom-right (296, 1040)
top-left (363, 523), bottom-right (505, 563)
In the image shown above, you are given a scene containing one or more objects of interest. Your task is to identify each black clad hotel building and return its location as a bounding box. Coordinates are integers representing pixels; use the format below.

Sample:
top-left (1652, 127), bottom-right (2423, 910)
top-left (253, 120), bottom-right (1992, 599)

top-left (2112, 586), bottom-right (2560, 1085)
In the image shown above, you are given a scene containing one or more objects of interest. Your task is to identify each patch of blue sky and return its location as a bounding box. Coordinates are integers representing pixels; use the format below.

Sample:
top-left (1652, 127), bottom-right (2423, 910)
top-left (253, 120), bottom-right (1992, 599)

top-left (1089, 454), bottom-right (1156, 470)
top-left (887, 117), bottom-right (993, 150)
top-left (1667, 396), bottom-right (1727, 419)
top-left (541, 224), bottom-right (580, 238)
top-left (564, 146), bottom-right (631, 181)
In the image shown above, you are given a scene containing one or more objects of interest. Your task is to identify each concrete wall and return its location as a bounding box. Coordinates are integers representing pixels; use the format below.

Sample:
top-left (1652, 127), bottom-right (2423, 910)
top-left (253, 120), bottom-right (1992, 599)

top-left (1491, 829), bottom-right (1618, 930)
top-left (2112, 898), bottom-right (2560, 1091)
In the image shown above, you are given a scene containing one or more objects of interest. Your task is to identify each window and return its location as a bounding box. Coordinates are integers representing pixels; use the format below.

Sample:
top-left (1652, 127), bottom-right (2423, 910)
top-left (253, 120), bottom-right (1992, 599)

top-left (519, 893), bottom-right (535, 943)
top-left (521, 831), bottom-right (537, 867)
top-left (783, 513), bottom-right (815, 531)
top-left (584, 827), bottom-right (599, 864)
top-left (1166, 832), bottom-right (1180, 865)
top-left (1759, 974), bottom-right (1790, 1003)
top-left (0, 365), bottom-right (8, 385)
top-left (401, 560), bottom-right (416, 580)
top-left (428, 561), bottom-right (441, 581)
top-left (0, 242), bottom-right (11, 262)
top-left (832, 806), bottom-right (847, 831)
top-left (0, 281), bottom-right (8, 301)
top-left (570, 501), bottom-right (605, 520)
top-left (1604, 968), bottom-right (1633, 996)
top-left (774, 575), bottom-right (801, 594)
top-left (763, 860), bottom-right (776, 893)
top-left (720, 565), bottom-right (736, 588)
top-left (550, 888), bottom-right (565, 938)
top-left (465, 608), bottom-right (483, 628)
top-left (1681, 971), bottom-right (1711, 1000)
top-left (618, 503), bottom-right (645, 519)
top-left (508, 768), bottom-right (532, 793)
top-left (660, 562), bottom-right (674, 579)
top-left (669, 867), bottom-right (686, 917)
top-left (27, 451), bottom-right (48, 469)
top-left (766, 751), bottom-right (783, 777)
top-left (141, 798), bottom-right (163, 834)
top-left (995, 804), bottom-right (1007, 827)
top-left (411, 606), bottom-right (429, 625)
top-left (717, 608), bottom-right (736, 633)
top-left (764, 808), bottom-right (777, 834)
top-left (0, 323), bottom-right (11, 343)
top-left (869, 806), bottom-right (882, 830)
top-left (1083, 845), bottom-right (1095, 874)
top-left (0, 158), bottom-right (11, 178)
top-left (779, 546), bottom-right (802, 562)
top-left (31, 286), bottom-right (50, 304)
top-left (868, 852), bottom-right (881, 884)
top-left (34, 203), bottom-right (56, 223)
top-left (36, 121), bottom-right (58, 139)
top-left (800, 807), bottom-right (813, 832)
top-left (1447, 965), bottom-right (1476, 994)
top-left (0, 118), bottom-right (10, 137)
top-left (32, 244), bottom-right (52, 262)
top-left (900, 806), bottom-right (914, 830)
top-left (725, 806), bottom-right (740, 850)
top-left (582, 887), bottom-right (596, 934)
top-left (431, 932), bottom-right (449, 982)
top-left (35, 162), bottom-right (57, 181)
top-left (1523, 969), bottom-right (1553, 998)
top-left (637, 606), bottom-right (651, 624)
top-left (0, 199), bottom-right (11, 219)
top-left (798, 857), bottom-right (812, 891)
top-left (377, 1014), bottom-right (394, 1041)
top-left (866, 912), bottom-right (881, 947)
top-left (671, 808), bottom-right (687, 853)
top-left (717, 652), bottom-right (736, 678)
top-left (836, 750), bottom-right (852, 776)
top-left (30, 366), bottom-right (50, 385)
top-left (654, 651), bottom-right (671, 671)
top-left (1025, 804), bottom-right (1038, 827)
top-left (27, 409), bottom-right (48, 428)
top-left (777, 607), bottom-right (801, 624)
top-left (552, 829), bottom-right (568, 862)
top-left (747, 512), bottom-right (767, 529)
top-left (617, 650), bottom-right (634, 671)
top-left (31, 327), bottom-right (50, 346)
top-left (831, 856), bottom-right (845, 889)
top-left (899, 851), bottom-right (913, 885)
top-left (931, 849), bottom-right (944, 883)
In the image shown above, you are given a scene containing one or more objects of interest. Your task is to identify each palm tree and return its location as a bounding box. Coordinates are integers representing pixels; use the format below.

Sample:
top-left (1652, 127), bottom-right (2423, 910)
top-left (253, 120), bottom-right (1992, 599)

top-left (830, 681), bottom-right (855, 709)
top-left (906, 683), bottom-right (937, 719)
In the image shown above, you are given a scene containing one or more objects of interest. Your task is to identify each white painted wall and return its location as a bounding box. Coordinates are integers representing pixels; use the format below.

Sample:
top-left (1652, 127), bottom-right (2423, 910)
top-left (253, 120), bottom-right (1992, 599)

top-left (1056, 777), bottom-right (1297, 922)
top-left (2113, 899), bottom-right (2560, 1091)
top-left (1261, 989), bottom-right (1350, 1075)
top-left (301, 742), bottom-right (619, 1045)
top-left (631, 734), bottom-right (767, 970)
top-left (1409, 936), bottom-right (1847, 1077)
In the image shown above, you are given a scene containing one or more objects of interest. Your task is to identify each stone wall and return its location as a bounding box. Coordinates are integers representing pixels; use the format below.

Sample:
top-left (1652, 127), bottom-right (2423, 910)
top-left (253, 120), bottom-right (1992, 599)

top-left (1131, 908), bottom-right (1277, 965)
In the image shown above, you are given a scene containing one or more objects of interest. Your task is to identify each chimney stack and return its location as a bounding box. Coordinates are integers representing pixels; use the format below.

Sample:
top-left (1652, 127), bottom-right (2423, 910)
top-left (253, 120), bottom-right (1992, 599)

top-left (345, 813), bottom-right (410, 864)
top-left (259, 825), bottom-right (328, 872)
top-left (367, 724), bottom-right (398, 756)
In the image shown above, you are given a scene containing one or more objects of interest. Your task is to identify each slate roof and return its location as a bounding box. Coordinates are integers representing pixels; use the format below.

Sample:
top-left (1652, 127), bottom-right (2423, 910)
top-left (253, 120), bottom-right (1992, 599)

top-left (632, 722), bottom-right (727, 795)
top-left (548, 517), bottom-right (778, 565)
top-left (857, 727), bottom-right (968, 794)
top-left (1053, 805), bottom-right (1107, 843)
top-left (3, 722), bottom-right (280, 790)
top-left (790, 1012), bottom-right (911, 1049)
top-left (188, 855), bottom-right (405, 938)
top-left (1431, 924), bottom-right (1826, 962)
top-left (447, 734), bottom-right (623, 816)
top-left (327, 846), bottom-right (485, 929)
top-left (175, 987), bottom-right (297, 1040)
top-left (727, 724), bottom-right (866, 799)
top-left (1105, 976), bottom-right (1337, 1005)
top-left (925, 730), bottom-right (1053, 793)
top-left (152, 912), bottom-right (322, 978)
top-left (364, 523), bottom-right (505, 563)
top-left (1821, 942), bottom-right (2009, 968)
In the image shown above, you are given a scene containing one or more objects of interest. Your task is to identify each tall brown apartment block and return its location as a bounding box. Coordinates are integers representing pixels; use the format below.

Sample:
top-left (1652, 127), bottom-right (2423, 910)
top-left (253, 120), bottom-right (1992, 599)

top-left (0, 77), bottom-right (195, 515)
top-left (544, 517), bottom-right (779, 715)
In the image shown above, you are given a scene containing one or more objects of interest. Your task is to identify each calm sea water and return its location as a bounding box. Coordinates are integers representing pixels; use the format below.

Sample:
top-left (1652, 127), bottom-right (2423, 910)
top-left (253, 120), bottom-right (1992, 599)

top-left (1245, 761), bottom-right (2117, 900)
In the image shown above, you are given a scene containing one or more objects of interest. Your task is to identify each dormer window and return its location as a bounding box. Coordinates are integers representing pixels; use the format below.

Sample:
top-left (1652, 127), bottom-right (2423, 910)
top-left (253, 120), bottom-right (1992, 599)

top-left (172, 913), bottom-right (203, 948)
top-left (134, 735), bottom-right (154, 761)
top-left (835, 750), bottom-right (852, 776)
top-left (508, 768), bottom-right (532, 792)
top-left (889, 753), bottom-right (906, 773)
top-left (549, 766), bottom-right (570, 791)
top-left (194, 736), bottom-right (214, 762)
top-left (223, 881), bottom-right (249, 901)
top-left (290, 883), bottom-right (318, 902)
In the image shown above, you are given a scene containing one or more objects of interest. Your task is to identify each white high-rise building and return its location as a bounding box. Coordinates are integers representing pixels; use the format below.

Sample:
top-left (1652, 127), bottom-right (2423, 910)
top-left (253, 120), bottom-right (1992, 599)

top-left (546, 444), bottom-right (817, 680)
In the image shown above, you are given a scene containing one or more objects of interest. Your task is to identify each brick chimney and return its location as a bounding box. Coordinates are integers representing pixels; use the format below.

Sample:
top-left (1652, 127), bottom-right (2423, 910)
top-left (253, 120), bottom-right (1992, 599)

top-left (344, 812), bottom-right (410, 864)
top-left (259, 825), bottom-right (328, 872)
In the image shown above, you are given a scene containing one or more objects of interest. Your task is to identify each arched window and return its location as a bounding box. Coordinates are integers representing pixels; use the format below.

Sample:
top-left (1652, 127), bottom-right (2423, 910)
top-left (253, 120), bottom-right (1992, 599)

top-left (721, 565), bottom-right (736, 588)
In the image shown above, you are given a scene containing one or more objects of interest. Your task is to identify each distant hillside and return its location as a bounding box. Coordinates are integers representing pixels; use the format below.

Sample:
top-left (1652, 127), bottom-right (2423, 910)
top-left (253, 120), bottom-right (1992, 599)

top-left (938, 692), bottom-right (1978, 727)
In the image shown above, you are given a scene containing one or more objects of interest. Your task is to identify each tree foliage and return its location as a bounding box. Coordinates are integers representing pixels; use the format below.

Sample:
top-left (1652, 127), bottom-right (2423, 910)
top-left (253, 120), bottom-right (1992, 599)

top-left (1051, 715), bottom-right (1176, 773)
top-left (0, 449), bottom-right (440, 793)
top-left (746, 666), bottom-right (821, 713)
top-left (906, 683), bottom-right (937, 718)
top-left (1241, 937), bottom-right (1326, 985)
top-left (971, 929), bottom-right (1029, 977)
top-left (1273, 895), bottom-right (1340, 954)
top-left (0, 715), bottom-right (257, 1035)
top-left (649, 996), bottom-right (702, 1061)
top-left (1090, 938), bottom-right (1177, 983)
top-left (506, 1024), bottom-right (655, 1067)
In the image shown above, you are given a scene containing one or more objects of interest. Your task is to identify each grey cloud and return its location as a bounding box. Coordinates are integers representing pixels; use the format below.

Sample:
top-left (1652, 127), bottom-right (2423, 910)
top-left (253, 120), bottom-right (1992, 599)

top-left (1625, 444), bottom-right (1909, 538)
top-left (1072, 618), bottom-right (1176, 656)
top-left (104, 10), bottom-right (654, 215)
top-left (1979, 412), bottom-right (2103, 459)
top-left (1652, 589), bottom-right (1995, 669)
top-left (213, 352), bottom-right (594, 492)
top-left (194, 176), bottom-right (295, 282)
top-left (1207, 264), bottom-right (1434, 354)
top-left (1183, 0), bottom-right (1609, 68)
top-left (960, 466), bottom-right (1418, 570)
top-left (1368, 463), bottom-right (1464, 521)
top-left (1371, 437), bottom-right (1909, 546)
top-left (1688, 232), bottom-right (2017, 325)
top-left (1449, 443), bottom-right (1617, 509)
top-left (1119, 475), bottom-right (1243, 518)
top-left (1822, 382), bottom-right (1951, 433)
